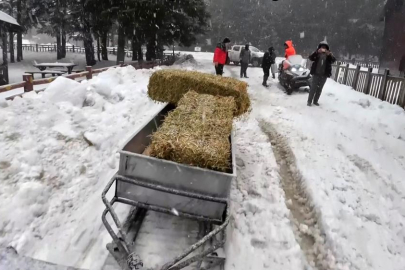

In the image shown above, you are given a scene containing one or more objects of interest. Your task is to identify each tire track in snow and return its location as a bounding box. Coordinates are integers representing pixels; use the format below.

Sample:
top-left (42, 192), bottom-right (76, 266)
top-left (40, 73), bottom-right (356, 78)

top-left (259, 120), bottom-right (338, 270)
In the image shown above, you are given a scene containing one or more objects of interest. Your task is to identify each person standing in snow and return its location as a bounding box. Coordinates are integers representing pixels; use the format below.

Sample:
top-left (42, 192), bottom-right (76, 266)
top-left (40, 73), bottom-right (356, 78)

top-left (399, 55), bottom-right (405, 77)
top-left (240, 44), bottom-right (251, 78)
top-left (213, 37), bottom-right (231, 76)
top-left (284, 40), bottom-right (296, 59)
top-left (307, 41), bottom-right (336, 107)
top-left (261, 47), bottom-right (276, 87)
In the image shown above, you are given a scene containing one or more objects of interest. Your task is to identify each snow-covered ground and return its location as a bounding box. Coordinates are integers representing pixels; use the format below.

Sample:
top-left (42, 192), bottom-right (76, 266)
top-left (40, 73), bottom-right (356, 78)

top-left (1, 52), bottom-right (405, 270)
top-left (225, 62), bottom-right (405, 269)
top-left (0, 65), bottom-right (167, 269)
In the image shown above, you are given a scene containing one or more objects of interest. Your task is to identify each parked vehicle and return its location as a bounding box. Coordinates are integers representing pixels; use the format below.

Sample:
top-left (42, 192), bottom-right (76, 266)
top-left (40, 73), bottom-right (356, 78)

top-left (228, 45), bottom-right (264, 67)
top-left (279, 55), bottom-right (311, 95)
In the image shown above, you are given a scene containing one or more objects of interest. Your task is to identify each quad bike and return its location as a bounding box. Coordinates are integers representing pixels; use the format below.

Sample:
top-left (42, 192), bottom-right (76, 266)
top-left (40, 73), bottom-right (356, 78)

top-left (279, 55), bottom-right (311, 95)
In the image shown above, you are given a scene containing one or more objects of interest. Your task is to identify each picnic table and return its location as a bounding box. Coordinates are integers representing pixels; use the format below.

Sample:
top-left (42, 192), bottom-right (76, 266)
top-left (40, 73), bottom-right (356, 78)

top-left (33, 62), bottom-right (77, 74)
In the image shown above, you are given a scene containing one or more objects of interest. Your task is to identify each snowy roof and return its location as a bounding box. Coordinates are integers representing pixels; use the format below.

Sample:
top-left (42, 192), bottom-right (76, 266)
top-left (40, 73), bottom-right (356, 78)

top-left (0, 10), bottom-right (20, 27)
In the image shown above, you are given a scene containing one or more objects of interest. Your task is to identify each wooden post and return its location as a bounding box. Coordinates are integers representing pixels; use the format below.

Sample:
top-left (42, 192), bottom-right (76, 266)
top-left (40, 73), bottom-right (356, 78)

top-left (23, 74), bottom-right (33, 92)
top-left (363, 67), bottom-right (373, 95)
top-left (36, 44), bottom-right (38, 52)
top-left (85, 66), bottom-right (92, 79)
top-left (54, 45), bottom-right (57, 52)
top-left (397, 78), bottom-right (405, 109)
top-left (352, 65), bottom-right (361, 89)
top-left (113, 48), bottom-right (116, 55)
top-left (343, 63), bottom-right (350, 85)
top-left (2, 28), bottom-right (8, 65)
top-left (378, 69), bottom-right (390, 101)
top-left (72, 45), bottom-right (75, 53)
top-left (334, 64), bottom-right (340, 81)
top-left (9, 31), bottom-right (15, 63)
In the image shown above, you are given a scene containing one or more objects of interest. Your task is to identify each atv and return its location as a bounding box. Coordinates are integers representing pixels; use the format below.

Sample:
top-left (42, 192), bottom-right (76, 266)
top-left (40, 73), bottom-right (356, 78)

top-left (279, 55), bottom-right (311, 95)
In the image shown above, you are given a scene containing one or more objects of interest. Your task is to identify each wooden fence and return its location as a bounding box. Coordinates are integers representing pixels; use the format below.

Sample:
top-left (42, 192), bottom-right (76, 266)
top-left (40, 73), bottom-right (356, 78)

top-left (331, 63), bottom-right (405, 109)
top-left (20, 44), bottom-right (135, 58)
top-left (339, 60), bottom-right (380, 71)
top-left (0, 59), bottom-right (172, 100)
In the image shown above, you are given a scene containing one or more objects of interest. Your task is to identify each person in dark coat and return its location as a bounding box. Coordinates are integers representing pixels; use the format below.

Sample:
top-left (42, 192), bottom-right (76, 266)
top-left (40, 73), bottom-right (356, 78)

top-left (307, 41), bottom-right (336, 106)
top-left (261, 47), bottom-right (276, 87)
top-left (399, 55), bottom-right (405, 77)
top-left (213, 37), bottom-right (231, 76)
top-left (239, 44), bottom-right (251, 78)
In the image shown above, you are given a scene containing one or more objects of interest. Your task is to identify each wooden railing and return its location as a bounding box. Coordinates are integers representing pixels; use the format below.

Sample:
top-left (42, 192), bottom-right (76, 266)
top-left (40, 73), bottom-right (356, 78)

top-left (339, 60), bottom-right (380, 71)
top-left (20, 44), bottom-right (135, 58)
top-left (0, 59), bottom-right (171, 100)
top-left (331, 63), bottom-right (405, 109)
top-left (18, 44), bottom-right (178, 61)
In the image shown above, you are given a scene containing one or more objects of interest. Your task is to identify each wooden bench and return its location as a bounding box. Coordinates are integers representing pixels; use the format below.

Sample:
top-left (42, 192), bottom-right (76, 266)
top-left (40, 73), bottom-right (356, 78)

top-left (51, 69), bottom-right (85, 74)
top-left (25, 70), bottom-right (66, 79)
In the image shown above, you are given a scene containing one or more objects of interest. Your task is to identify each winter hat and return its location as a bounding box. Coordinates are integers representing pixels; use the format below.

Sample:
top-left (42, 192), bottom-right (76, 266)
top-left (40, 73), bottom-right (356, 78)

top-left (318, 41), bottom-right (330, 50)
top-left (269, 46), bottom-right (274, 51)
top-left (223, 37), bottom-right (231, 43)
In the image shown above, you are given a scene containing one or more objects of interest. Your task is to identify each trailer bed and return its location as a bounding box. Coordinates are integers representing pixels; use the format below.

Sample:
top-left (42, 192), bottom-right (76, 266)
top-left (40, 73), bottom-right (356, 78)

top-left (133, 211), bottom-right (200, 269)
top-left (102, 104), bottom-right (232, 270)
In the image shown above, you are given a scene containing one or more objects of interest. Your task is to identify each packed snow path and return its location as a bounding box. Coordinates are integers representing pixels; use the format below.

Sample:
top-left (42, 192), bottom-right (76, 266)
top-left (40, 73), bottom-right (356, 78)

top-left (217, 61), bottom-right (405, 270)
top-left (0, 53), bottom-right (405, 270)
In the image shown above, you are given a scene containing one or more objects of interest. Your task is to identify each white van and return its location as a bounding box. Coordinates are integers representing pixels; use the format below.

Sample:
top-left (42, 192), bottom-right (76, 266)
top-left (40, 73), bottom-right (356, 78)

top-left (228, 45), bottom-right (264, 67)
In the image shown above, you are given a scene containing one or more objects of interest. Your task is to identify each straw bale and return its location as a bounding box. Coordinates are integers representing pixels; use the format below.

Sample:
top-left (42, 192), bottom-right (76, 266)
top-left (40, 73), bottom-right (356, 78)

top-left (148, 69), bottom-right (249, 116)
top-left (149, 91), bottom-right (235, 172)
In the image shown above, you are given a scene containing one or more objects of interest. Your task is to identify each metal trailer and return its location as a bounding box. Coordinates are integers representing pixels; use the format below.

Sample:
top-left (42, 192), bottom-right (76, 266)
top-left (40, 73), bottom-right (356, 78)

top-left (102, 104), bottom-right (236, 270)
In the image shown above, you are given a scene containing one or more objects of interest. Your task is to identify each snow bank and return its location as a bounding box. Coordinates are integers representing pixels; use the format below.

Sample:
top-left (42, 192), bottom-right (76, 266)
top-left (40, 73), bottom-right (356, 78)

top-left (0, 65), bottom-right (166, 268)
top-left (0, 99), bottom-right (8, 108)
top-left (42, 77), bottom-right (86, 107)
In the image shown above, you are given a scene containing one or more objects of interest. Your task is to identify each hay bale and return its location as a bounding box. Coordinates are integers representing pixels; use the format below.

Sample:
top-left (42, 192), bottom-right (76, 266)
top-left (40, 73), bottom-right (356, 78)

top-left (148, 69), bottom-right (249, 116)
top-left (149, 91), bottom-right (235, 172)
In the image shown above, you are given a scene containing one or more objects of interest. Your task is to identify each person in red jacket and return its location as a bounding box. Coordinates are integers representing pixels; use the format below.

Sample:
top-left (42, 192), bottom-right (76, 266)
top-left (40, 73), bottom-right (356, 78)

top-left (213, 37), bottom-right (231, 76)
top-left (284, 40), bottom-right (296, 59)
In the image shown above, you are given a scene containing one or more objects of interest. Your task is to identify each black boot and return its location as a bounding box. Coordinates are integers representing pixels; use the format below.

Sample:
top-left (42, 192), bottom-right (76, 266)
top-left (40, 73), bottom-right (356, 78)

top-left (272, 73), bottom-right (275, 79)
top-left (262, 75), bottom-right (269, 87)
